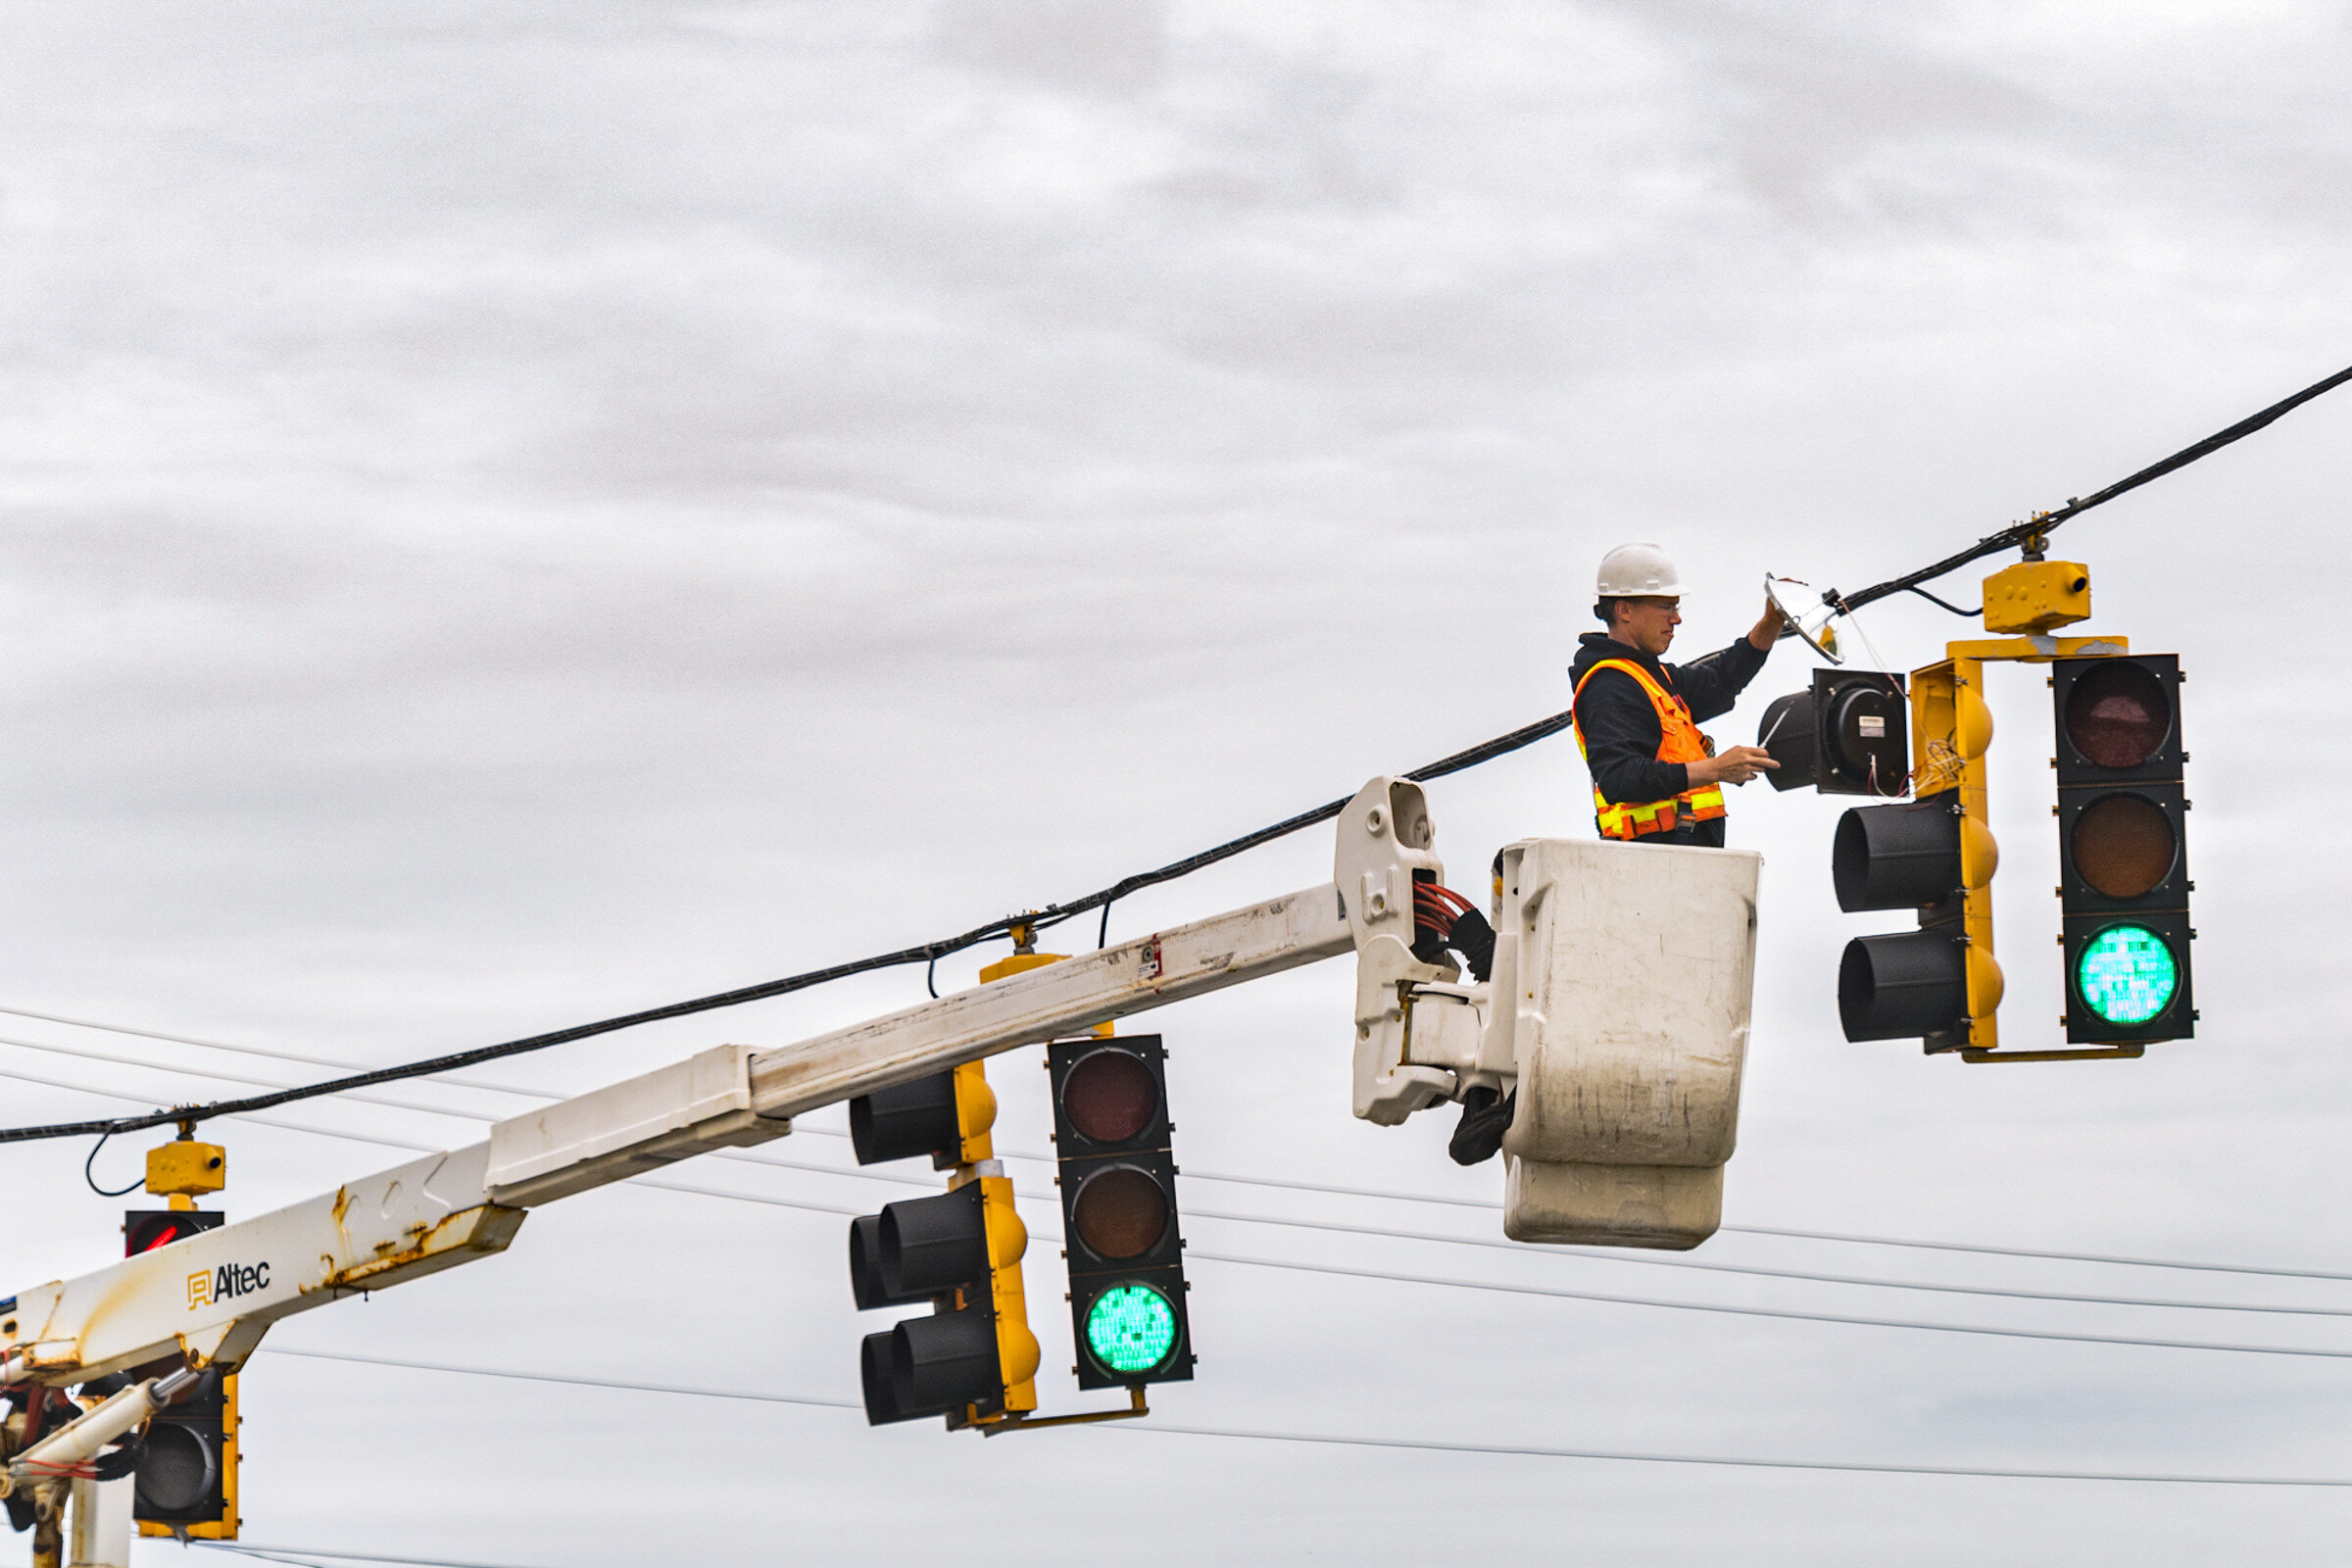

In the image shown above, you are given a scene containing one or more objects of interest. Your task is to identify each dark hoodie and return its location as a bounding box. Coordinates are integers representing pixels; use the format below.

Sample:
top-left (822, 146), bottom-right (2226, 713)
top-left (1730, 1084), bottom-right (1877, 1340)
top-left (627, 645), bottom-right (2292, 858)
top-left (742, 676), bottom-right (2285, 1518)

top-left (1570, 629), bottom-right (1769, 845)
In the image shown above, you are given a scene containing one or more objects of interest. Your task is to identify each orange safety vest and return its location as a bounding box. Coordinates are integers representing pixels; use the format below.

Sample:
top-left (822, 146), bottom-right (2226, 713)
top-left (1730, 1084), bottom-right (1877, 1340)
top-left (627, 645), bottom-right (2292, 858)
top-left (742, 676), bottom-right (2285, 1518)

top-left (1571, 658), bottom-right (1728, 841)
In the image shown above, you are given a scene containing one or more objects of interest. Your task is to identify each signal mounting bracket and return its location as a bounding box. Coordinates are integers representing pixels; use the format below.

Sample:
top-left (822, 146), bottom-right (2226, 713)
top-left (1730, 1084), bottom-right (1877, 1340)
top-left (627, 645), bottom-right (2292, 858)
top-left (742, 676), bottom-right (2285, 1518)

top-left (976, 1386), bottom-right (1150, 1437)
top-left (1960, 1045), bottom-right (2146, 1064)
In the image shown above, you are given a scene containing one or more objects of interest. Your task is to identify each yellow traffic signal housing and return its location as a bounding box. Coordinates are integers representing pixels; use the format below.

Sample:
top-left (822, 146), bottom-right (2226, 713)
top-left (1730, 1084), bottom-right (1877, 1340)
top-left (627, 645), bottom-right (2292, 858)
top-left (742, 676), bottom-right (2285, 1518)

top-left (1914, 631), bottom-right (2143, 1062)
top-left (1833, 653), bottom-right (2001, 1048)
top-left (135, 1369), bottom-right (238, 1540)
top-left (1906, 655), bottom-right (2005, 1051)
top-left (971, 1167), bottom-right (1040, 1420)
top-left (1837, 556), bottom-right (2153, 1061)
top-left (846, 942), bottom-right (1049, 1429)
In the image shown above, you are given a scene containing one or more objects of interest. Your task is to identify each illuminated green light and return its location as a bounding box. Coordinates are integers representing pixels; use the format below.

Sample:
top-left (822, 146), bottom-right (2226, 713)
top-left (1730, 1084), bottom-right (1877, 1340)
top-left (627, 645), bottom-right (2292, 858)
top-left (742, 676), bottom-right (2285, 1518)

top-left (2077, 924), bottom-right (2179, 1026)
top-left (1084, 1284), bottom-right (1177, 1375)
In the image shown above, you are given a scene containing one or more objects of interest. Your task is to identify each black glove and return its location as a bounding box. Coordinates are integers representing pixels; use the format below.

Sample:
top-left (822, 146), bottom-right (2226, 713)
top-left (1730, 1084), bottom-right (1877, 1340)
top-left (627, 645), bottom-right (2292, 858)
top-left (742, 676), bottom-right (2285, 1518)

top-left (1448, 907), bottom-right (1495, 983)
top-left (1447, 1086), bottom-right (1516, 1166)
top-left (91, 1432), bottom-right (145, 1482)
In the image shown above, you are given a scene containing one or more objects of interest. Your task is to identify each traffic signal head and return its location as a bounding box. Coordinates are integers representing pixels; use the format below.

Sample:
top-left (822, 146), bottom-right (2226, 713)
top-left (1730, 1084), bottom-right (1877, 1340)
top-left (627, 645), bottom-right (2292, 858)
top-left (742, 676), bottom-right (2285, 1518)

top-left (134, 1364), bottom-right (237, 1539)
top-left (1832, 648), bottom-right (2007, 1053)
top-left (1757, 669), bottom-right (1909, 796)
top-left (1049, 1036), bottom-right (1193, 1391)
top-left (1833, 800), bottom-right (1961, 912)
top-left (846, 1062), bottom-right (1038, 1427)
top-left (1832, 794), bottom-right (2002, 1046)
top-left (2052, 655), bottom-right (2192, 1044)
top-left (123, 1209), bottom-right (223, 1257)
top-left (851, 1179), bottom-right (1039, 1425)
top-left (849, 1186), bottom-right (987, 1311)
top-left (849, 1065), bottom-right (994, 1170)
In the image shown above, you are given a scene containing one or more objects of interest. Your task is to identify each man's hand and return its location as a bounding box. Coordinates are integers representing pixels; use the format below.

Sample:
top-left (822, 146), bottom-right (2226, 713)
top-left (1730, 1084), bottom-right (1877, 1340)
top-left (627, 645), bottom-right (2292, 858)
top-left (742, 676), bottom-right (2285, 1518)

top-left (1748, 595), bottom-right (1788, 652)
top-left (1689, 745), bottom-right (1780, 787)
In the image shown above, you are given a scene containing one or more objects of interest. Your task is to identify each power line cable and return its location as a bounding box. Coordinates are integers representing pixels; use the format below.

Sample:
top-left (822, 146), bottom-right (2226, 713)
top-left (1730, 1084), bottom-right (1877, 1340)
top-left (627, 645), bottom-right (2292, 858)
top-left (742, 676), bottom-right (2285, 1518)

top-left (256, 1345), bottom-right (2352, 1488)
top-left (193, 1541), bottom-right (563, 1568)
top-left (1719, 1224), bottom-right (2352, 1285)
top-left (0, 1034), bottom-right (532, 1123)
top-left (35, 998), bottom-right (2351, 1282)
top-left (557, 1177), bottom-right (2352, 1362)
top-left (1186, 1251), bottom-right (2352, 1363)
top-left (1118, 1418), bottom-right (2352, 1489)
top-left (17, 1063), bottom-right (2351, 1364)
top-left (195, 1546), bottom-right (351, 1568)
top-left (261, 1345), bottom-right (858, 1410)
top-left (0, 1004), bottom-right (558, 1100)
top-left (15, 1037), bottom-right (2352, 1310)
top-left (0, 1063), bottom-right (458, 1153)
top-left (708, 1145), bottom-right (2352, 1319)
top-left (1174, 1204), bottom-right (2352, 1319)
top-left (30, 1030), bottom-right (2352, 1319)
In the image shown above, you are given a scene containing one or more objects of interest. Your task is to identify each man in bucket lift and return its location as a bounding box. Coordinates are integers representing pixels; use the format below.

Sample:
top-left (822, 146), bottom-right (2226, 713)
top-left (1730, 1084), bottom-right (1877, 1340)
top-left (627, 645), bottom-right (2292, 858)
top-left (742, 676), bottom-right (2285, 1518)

top-left (1446, 543), bottom-right (1787, 1166)
top-left (1570, 543), bottom-right (1787, 847)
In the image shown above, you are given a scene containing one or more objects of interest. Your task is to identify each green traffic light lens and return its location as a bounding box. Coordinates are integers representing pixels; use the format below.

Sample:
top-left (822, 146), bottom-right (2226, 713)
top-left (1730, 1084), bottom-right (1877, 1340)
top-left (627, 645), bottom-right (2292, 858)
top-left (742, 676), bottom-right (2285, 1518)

top-left (2077, 924), bottom-right (2179, 1026)
top-left (1084, 1283), bottom-right (1178, 1375)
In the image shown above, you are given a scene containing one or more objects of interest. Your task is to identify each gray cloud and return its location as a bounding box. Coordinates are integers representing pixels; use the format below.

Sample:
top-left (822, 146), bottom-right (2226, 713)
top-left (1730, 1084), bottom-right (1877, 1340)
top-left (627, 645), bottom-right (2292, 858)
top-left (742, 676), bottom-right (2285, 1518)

top-left (0, 3), bottom-right (2347, 1563)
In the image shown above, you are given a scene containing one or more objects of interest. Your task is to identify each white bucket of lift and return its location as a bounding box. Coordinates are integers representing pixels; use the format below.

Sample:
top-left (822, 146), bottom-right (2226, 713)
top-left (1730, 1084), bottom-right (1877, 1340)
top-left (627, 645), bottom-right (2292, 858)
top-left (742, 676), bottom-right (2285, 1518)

top-left (1496, 838), bottom-right (1760, 1250)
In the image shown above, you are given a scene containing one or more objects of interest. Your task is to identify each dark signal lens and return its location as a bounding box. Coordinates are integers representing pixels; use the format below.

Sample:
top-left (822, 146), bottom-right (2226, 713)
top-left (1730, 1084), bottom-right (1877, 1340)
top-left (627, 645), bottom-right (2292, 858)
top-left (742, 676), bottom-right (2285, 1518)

top-left (135, 1424), bottom-right (218, 1515)
top-left (2071, 794), bottom-right (2177, 898)
top-left (2064, 662), bottom-right (2171, 769)
top-left (1071, 1165), bottom-right (1168, 1259)
top-left (1063, 1050), bottom-right (1158, 1143)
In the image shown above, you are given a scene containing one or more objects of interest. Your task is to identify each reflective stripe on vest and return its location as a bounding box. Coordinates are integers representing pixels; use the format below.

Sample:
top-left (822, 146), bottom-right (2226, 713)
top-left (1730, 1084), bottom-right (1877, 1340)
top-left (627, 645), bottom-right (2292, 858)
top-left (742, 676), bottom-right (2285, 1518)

top-left (1571, 657), bottom-right (1729, 841)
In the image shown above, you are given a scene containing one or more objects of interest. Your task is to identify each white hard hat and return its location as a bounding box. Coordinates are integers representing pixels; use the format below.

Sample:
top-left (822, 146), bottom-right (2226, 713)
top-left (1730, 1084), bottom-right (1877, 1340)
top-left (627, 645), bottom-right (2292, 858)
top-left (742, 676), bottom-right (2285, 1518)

top-left (1595, 542), bottom-right (1682, 599)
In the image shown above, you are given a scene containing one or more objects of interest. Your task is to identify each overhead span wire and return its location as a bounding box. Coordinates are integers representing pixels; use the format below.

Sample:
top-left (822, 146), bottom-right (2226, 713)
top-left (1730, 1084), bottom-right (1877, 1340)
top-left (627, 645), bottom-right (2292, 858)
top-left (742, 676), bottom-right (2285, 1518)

top-left (0, 707), bottom-right (1575, 1148)
top-left (1827, 358), bottom-right (2352, 614)
top-left (256, 1345), bottom-right (2352, 1488)
top-left (3, 361), bottom-right (2348, 1152)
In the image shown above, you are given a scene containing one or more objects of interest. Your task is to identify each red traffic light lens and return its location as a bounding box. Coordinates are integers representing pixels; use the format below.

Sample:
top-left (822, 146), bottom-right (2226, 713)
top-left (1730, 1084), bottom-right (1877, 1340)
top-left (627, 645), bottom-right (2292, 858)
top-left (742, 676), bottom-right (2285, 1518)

top-left (1062, 1049), bottom-right (1158, 1144)
top-left (1071, 1164), bottom-right (1168, 1259)
top-left (2064, 662), bottom-right (2171, 769)
top-left (2071, 793), bottom-right (2177, 898)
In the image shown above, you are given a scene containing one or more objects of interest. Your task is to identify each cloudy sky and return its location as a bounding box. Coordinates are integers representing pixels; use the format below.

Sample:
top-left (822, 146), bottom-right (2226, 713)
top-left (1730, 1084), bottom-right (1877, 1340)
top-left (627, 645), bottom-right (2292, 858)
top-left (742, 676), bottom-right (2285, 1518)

top-left (2, 2), bottom-right (2349, 1563)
